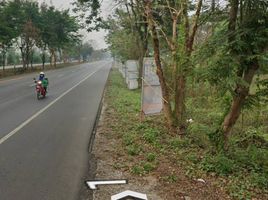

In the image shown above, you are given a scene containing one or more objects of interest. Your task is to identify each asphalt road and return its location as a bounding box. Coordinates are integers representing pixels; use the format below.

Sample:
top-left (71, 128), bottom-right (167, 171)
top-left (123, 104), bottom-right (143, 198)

top-left (0, 60), bottom-right (112, 200)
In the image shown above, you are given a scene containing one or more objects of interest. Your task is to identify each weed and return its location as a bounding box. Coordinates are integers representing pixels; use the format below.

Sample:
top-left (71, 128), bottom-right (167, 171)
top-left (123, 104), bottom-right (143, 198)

top-left (169, 137), bottom-right (190, 149)
top-left (131, 165), bottom-right (144, 175)
top-left (250, 171), bottom-right (268, 189)
top-left (163, 174), bottom-right (178, 183)
top-left (143, 128), bottom-right (159, 143)
top-left (200, 154), bottom-right (236, 176)
top-left (143, 162), bottom-right (155, 173)
top-left (185, 152), bottom-right (199, 164)
top-left (126, 144), bottom-right (141, 156)
top-left (123, 134), bottom-right (135, 146)
top-left (146, 153), bottom-right (156, 162)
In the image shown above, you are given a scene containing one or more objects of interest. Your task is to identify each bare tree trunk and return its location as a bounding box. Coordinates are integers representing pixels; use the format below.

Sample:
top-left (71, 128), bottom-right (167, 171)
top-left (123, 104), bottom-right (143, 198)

top-left (174, 0), bottom-right (203, 132)
top-left (2, 52), bottom-right (6, 77)
top-left (42, 51), bottom-right (45, 70)
top-left (175, 75), bottom-right (187, 131)
top-left (54, 52), bottom-right (57, 67)
top-left (222, 61), bottom-right (259, 148)
top-left (145, 0), bottom-right (174, 131)
top-left (50, 49), bottom-right (57, 67)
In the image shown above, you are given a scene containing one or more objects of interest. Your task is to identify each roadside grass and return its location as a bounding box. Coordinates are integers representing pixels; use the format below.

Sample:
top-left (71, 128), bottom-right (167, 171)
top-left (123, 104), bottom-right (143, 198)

top-left (105, 68), bottom-right (268, 200)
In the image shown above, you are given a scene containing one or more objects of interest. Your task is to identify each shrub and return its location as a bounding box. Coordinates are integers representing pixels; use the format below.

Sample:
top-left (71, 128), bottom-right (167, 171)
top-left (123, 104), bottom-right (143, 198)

top-left (169, 137), bottom-right (190, 149)
top-left (146, 153), bottom-right (156, 162)
top-left (127, 144), bottom-right (141, 156)
top-left (143, 128), bottom-right (159, 143)
top-left (131, 165), bottom-right (143, 175)
top-left (188, 123), bottom-right (211, 148)
top-left (200, 154), bottom-right (237, 176)
top-left (143, 162), bottom-right (155, 173)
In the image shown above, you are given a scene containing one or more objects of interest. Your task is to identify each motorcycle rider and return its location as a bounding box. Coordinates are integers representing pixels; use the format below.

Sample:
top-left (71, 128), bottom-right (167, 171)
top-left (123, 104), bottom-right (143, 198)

top-left (38, 72), bottom-right (49, 93)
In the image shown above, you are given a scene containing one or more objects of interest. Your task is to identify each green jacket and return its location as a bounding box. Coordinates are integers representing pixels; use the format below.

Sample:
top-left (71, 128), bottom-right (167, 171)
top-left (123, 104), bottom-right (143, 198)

top-left (42, 78), bottom-right (49, 87)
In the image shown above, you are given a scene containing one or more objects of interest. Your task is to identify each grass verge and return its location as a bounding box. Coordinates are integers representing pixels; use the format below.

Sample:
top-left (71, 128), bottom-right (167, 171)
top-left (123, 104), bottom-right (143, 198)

top-left (103, 67), bottom-right (268, 200)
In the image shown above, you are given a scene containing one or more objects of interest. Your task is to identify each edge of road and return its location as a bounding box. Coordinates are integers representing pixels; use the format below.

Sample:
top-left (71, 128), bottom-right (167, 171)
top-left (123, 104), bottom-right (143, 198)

top-left (78, 61), bottom-right (113, 200)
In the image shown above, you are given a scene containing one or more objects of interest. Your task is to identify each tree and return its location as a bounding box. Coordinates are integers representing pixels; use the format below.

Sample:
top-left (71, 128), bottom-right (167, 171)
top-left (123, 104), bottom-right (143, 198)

top-left (196, 0), bottom-right (268, 149)
top-left (0, 0), bottom-right (18, 74)
top-left (104, 10), bottom-right (140, 62)
top-left (38, 4), bottom-right (80, 67)
top-left (144, 0), bottom-right (203, 133)
top-left (80, 42), bottom-right (93, 61)
top-left (73, 0), bottom-right (102, 31)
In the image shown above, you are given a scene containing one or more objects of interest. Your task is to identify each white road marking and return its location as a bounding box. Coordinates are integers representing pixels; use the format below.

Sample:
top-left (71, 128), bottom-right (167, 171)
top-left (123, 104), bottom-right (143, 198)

top-left (111, 190), bottom-right (148, 200)
top-left (0, 65), bottom-right (105, 145)
top-left (86, 180), bottom-right (127, 190)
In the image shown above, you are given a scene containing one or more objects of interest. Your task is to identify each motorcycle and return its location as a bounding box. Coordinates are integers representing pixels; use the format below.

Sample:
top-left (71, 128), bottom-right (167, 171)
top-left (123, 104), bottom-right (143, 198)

top-left (33, 78), bottom-right (46, 100)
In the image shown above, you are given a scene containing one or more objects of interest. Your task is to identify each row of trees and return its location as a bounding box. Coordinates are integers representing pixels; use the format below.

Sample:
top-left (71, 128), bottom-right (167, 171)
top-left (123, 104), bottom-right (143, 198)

top-left (80, 0), bottom-right (268, 150)
top-left (0, 0), bottom-right (94, 74)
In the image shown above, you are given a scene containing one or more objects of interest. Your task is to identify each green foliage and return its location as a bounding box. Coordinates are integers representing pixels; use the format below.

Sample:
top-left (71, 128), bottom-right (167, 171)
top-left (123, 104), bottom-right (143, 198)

top-left (228, 178), bottom-right (252, 200)
top-left (73, 0), bottom-right (102, 32)
top-left (200, 154), bottom-right (236, 176)
top-left (6, 49), bottom-right (19, 65)
top-left (185, 153), bottom-right (199, 164)
top-left (131, 165), bottom-right (144, 175)
top-left (188, 123), bottom-right (211, 148)
top-left (107, 68), bottom-right (268, 198)
top-left (169, 137), bottom-right (190, 149)
top-left (163, 174), bottom-right (178, 183)
top-left (131, 162), bottom-right (155, 175)
top-left (105, 18), bottom-right (140, 62)
top-left (126, 144), bottom-right (142, 156)
top-left (143, 128), bottom-right (159, 144)
top-left (143, 162), bottom-right (156, 173)
top-left (249, 172), bottom-right (268, 189)
top-left (0, 0), bottom-right (81, 68)
top-left (146, 153), bottom-right (156, 162)
top-left (123, 133), bottom-right (136, 146)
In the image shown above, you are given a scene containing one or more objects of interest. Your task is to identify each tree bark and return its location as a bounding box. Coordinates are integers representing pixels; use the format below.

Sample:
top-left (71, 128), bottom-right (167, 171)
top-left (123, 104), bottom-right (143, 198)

top-left (222, 60), bottom-right (259, 148)
top-left (145, 0), bottom-right (174, 131)
top-left (228, 0), bottom-right (239, 45)
top-left (174, 0), bottom-right (202, 132)
top-left (42, 51), bottom-right (45, 70)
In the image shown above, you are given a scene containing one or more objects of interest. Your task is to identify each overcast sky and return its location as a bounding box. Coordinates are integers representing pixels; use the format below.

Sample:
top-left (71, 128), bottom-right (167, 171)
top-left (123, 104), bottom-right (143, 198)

top-left (36, 0), bottom-right (115, 49)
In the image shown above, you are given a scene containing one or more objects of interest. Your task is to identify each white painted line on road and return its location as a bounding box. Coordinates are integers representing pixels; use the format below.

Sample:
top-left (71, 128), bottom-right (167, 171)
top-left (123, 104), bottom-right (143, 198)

top-left (111, 190), bottom-right (148, 200)
top-left (86, 180), bottom-right (128, 190)
top-left (0, 65), bottom-right (105, 145)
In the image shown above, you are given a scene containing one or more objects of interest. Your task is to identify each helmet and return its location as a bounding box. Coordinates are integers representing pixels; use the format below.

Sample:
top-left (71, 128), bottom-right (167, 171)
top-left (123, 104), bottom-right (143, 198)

top-left (40, 72), bottom-right (45, 75)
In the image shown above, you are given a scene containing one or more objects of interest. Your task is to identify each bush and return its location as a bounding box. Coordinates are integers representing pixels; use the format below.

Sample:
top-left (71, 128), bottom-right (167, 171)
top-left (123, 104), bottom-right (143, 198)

top-left (188, 123), bottom-right (211, 148)
top-left (200, 154), bottom-right (237, 176)
top-left (229, 145), bottom-right (268, 172)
